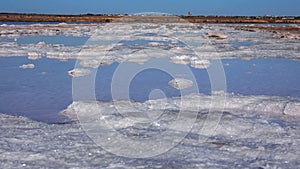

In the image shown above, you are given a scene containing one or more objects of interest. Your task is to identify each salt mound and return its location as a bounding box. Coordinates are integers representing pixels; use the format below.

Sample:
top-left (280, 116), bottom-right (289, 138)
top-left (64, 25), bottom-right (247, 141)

top-left (28, 52), bottom-right (42, 60)
top-left (191, 59), bottom-right (211, 69)
top-left (170, 55), bottom-right (191, 65)
top-left (19, 63), bottom-right (35, 69)
top-left (68, 68), bottom-right (91, 77)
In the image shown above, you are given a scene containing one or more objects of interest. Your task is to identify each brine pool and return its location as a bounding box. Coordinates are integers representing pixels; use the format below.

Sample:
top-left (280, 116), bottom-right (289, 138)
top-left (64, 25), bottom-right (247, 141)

top-left (0, 56), bottom-right (300, 123)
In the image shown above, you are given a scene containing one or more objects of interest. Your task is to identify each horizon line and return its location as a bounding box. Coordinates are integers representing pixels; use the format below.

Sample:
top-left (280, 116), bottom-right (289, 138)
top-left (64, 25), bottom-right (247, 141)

top-left (0, 12), bottom-right (300, 17)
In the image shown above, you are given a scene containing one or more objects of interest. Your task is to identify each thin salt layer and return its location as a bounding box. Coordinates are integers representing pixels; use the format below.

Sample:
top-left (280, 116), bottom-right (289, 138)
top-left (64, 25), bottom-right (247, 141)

top-left (0, 23), bottom-right (299, 68)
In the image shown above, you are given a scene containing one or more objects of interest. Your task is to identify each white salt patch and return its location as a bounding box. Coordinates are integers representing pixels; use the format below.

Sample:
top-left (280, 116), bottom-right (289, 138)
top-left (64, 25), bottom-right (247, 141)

top-left (19, 63), bottom-right (35, 69)
top-left (170, 55), bottom-right (191, 65)
top-left (148, 42), bottom-right (162, 46)
top-left (68, 68), bottom-right (91, 77)
top-left (191, 59), bottom-right (211, 69)
top-left (168, 78), bottom-right (194, 90)
top-left (28, 52), bottom-right (42, 60)
top-left (36, 41), bottom-right (46, 46)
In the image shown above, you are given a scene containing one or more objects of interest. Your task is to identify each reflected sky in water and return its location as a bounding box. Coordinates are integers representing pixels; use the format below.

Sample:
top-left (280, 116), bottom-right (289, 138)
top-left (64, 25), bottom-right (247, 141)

top-left (0, 56), bottom-right (300, 123)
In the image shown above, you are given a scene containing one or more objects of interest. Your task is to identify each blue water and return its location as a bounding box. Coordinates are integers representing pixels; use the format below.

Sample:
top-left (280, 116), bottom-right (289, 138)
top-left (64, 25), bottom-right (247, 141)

top-left (223, 58), bottom-right (300, 98)
top-left (95, 61), bottom-right (183, 102)
top-left (231, 41), bottom-right (254, 47)
top-left (0, 57), bottom-right (300, 123)
top-left (0, 57), bottom-right (75, 123)
top-left (95, 58), bottom-right (300, 102)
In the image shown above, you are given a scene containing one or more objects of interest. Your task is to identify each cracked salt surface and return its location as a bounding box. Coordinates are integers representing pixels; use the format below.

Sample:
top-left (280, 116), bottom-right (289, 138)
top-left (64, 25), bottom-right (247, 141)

top-left (1, 93), bottom-right (300, 168)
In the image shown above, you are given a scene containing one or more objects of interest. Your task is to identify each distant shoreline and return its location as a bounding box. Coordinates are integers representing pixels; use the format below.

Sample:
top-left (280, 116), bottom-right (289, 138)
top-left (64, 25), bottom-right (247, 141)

top-left (1, 13), bottom-right (300, 23)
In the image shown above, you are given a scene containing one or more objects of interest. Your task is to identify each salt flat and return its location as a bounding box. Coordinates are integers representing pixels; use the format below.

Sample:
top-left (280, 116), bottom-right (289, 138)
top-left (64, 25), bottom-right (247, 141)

top-left (0, 22), bottom-right (300, 168)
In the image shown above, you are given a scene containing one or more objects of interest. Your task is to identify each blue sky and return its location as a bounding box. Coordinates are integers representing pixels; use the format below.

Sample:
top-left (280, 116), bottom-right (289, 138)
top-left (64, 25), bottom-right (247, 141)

top-left (0, 0), bottom-right (299, 16)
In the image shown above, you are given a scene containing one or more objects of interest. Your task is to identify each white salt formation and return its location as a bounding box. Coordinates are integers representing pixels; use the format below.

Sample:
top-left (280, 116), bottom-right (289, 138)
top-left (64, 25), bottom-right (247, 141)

top-left (168, 78), bottom-right (193, 90)
top-left (0, 23), bottom-right (299, 68)
top-left (1, 109), bottom-right (299, 168)
top-left (19, 63), bottom-right (35, 69)
top-left (63, 93), bottom-right (300, 121)
top-left (68, 68), bottom-right (91, 77)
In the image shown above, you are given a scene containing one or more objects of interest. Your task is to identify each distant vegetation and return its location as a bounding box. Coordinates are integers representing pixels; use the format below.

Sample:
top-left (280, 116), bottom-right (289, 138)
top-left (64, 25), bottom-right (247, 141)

top-left (0, 13), bottom-right (299, 23)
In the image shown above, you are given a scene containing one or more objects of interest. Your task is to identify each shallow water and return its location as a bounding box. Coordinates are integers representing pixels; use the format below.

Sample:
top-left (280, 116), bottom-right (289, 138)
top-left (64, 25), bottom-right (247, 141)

top-left (0, 56), bottom-right (300, 123)
top-left (231, 40), bottom-right (254, 47)
top-left (0, 57), bottom-right (75, 123)
top-left (223, 58), bottom-right (300, 99)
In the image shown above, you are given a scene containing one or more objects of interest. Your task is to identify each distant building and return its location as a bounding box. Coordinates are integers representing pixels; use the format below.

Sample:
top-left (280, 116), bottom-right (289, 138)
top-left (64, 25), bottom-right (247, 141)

top-left (188, 12), bottom-right (192, 16)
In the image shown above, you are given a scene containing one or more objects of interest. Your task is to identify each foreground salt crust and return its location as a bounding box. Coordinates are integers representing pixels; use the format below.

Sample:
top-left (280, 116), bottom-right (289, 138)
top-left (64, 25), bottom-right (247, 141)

top-left (1, 92), bottom-right (300, 168)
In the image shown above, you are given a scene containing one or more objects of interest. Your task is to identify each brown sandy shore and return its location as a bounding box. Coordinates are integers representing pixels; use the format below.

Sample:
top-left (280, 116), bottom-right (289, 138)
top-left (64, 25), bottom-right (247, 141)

top-left (1, 13), bottom-right (300, 23)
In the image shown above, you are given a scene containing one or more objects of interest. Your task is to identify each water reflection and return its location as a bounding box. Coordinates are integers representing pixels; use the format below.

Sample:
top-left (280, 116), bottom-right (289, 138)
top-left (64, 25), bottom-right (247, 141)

top-left (0, 56), bottom-right (300, 123)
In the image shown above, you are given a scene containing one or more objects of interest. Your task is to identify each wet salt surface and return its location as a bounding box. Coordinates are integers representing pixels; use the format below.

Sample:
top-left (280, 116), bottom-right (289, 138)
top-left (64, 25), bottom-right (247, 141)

top-left (0, 57), bottom-right (300, 123)
top-left (1, 101), bottom-right (300, 168)
top-left (1, 23), bottom-right (299, 62)
top-left (0, 35), bottom-right (89, 46)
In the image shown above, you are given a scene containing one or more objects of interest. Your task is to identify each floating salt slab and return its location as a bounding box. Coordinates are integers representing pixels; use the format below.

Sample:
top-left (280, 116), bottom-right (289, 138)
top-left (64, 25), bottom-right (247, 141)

top-left (68, 68), bottom-right (91, 77)
top-left (168, 78), bottom-right (193, 90)
top-left (190, 59), bottom-right (211, 69)
top-left (170, 55), bottom-right (191, 65)
top-left (28, 52), bottom-right (42, 60)
top-left (148, 42), bottom-right (163, 46)
top-left (19, 63), bottom-right (35, 69)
